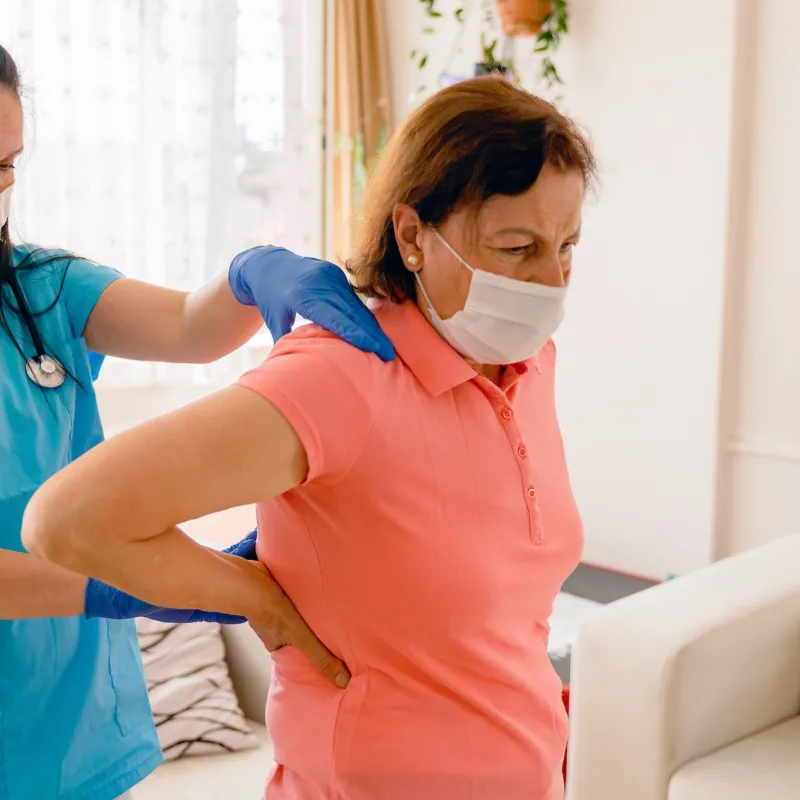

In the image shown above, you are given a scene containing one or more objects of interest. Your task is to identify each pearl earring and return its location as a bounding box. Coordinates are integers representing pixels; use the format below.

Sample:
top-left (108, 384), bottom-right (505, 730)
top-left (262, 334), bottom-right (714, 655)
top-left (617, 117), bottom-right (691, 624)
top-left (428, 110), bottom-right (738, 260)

top-left (407, 254), bottom-right (420, 266)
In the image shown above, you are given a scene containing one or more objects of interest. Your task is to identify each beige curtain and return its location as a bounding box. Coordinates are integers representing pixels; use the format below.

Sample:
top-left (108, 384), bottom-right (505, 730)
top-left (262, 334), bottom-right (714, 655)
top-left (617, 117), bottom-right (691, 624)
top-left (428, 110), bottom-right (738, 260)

top-left (327, 0), bottom-right (393, 262)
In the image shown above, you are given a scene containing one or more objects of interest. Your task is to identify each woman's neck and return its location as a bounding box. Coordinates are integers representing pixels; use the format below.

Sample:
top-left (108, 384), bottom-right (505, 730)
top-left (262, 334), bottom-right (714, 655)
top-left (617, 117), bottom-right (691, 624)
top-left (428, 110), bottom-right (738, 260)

top-left (468, 361), bottom-right (503, 386)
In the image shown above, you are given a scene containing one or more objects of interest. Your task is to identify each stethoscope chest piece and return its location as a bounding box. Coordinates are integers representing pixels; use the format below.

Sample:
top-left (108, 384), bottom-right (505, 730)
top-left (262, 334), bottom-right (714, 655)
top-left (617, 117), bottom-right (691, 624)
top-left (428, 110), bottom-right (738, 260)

top-left (26, 355), bottom-right (66, 389)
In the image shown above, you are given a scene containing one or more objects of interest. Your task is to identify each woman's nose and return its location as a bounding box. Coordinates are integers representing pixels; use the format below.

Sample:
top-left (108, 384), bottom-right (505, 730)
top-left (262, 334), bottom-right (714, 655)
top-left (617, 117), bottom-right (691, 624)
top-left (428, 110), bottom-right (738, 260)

top-left (529, 255), bottom-right (566, 288)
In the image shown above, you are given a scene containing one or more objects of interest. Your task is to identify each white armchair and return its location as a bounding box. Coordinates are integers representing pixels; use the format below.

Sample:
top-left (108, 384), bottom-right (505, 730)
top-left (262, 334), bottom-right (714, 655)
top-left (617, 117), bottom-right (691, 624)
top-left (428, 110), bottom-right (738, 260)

top-left (566, 534), bottom-right (800, 800)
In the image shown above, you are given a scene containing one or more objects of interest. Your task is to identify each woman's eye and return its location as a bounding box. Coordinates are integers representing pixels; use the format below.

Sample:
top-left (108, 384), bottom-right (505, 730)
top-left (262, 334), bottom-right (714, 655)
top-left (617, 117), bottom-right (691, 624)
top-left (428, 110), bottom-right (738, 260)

top-left (501, 245), bottom-right (531, 257)
top-left (560, 242), bottom-right (577, 254)
top-left (0, 165), bottom-right (14, 171)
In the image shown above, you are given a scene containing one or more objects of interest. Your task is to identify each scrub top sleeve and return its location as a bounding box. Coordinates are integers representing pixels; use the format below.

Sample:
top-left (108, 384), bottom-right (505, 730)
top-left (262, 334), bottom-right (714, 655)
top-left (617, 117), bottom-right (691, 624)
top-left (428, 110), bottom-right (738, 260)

top-left (61, 258), bottom-right (124, 340)
top-left (237, 329), bottom-right (374, 486)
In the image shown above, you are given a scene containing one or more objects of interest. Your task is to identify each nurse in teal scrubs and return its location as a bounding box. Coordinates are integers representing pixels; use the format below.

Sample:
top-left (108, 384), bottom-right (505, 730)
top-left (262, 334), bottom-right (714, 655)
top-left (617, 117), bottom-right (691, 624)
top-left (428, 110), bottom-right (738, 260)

top-left (0, 45), bottom-right (393, 800)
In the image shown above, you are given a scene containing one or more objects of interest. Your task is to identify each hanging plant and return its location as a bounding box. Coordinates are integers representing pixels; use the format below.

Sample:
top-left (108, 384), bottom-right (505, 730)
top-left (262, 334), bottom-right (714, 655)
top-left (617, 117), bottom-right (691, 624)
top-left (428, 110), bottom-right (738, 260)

top-left (412, 0), bottom-right (568, 90)
top-left (533, 0), bottom-right (568, 89)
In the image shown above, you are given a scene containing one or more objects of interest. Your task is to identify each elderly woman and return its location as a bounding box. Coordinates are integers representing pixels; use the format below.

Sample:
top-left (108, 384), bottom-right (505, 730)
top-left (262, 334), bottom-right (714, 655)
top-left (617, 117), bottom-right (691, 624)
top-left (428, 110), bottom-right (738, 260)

top-left (24, 77), bottom-right (595, 800)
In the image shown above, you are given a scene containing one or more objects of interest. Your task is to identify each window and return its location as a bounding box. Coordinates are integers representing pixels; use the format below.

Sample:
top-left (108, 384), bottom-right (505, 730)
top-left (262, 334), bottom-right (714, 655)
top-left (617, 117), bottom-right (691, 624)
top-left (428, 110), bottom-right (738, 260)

top-left (4, 0), bottom-right (324, 385)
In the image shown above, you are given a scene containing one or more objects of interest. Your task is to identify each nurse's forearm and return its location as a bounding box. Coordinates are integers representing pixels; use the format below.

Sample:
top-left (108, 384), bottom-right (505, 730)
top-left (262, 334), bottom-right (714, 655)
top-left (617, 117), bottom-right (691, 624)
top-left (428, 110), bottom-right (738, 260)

top-left (0, 549), bottom-right (86, 619)
top-left (84, 273), bottom-right (264, 364)
top-left (179, 273), bottom-right (266, 361)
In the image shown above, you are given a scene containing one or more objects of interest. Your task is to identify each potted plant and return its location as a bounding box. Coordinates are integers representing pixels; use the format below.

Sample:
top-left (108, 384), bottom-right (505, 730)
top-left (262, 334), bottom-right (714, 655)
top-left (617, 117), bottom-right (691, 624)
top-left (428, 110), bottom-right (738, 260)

top-left (414, 0), bottom-right (568, 91)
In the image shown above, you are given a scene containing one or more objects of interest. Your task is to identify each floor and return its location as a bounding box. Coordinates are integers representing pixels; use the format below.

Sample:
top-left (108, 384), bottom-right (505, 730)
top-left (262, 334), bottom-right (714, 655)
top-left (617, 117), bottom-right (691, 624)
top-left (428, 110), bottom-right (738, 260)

top-left (549, 564), bottom-right (658, 682)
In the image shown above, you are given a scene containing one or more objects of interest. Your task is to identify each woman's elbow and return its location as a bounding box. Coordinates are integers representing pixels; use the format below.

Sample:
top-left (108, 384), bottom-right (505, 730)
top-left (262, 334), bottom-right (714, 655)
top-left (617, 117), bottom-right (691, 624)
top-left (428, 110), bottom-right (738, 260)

top-left (21, 488), bottom-right (92, 571)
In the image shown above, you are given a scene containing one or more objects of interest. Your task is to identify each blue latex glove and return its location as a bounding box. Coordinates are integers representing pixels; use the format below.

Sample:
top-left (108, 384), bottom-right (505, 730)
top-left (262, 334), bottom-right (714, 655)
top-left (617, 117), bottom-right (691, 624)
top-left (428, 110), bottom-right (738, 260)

top-left (228, 245), bottom-right (395, 362)
top-left (84, 529), bottom-right (259, 624)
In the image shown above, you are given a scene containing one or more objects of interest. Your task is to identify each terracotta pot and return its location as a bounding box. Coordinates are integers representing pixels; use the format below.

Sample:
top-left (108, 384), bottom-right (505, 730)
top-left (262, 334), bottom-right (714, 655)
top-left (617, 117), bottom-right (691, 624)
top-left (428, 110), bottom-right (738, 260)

top-left (495, 0), bottom-right (555, 37)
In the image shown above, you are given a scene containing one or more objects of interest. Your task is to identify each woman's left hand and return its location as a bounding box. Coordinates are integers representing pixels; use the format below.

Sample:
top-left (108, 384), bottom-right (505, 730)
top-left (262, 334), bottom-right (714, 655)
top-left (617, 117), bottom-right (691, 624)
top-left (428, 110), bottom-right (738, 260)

top-left (228, 245), bottom-right (395, 362)
top-left (243, 559), bottom-right (351, 689)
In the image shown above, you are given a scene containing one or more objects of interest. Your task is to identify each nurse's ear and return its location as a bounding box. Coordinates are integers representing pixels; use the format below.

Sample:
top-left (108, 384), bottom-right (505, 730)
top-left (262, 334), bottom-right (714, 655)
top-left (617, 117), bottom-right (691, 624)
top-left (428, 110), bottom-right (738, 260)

top-left (392, 204), bottom-right (424, 274)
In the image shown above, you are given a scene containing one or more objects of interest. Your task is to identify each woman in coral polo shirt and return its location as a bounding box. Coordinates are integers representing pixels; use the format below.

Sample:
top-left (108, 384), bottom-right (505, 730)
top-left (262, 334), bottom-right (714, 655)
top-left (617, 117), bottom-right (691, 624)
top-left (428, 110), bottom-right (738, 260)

top-left (25, 77), bottom-right (595, 799)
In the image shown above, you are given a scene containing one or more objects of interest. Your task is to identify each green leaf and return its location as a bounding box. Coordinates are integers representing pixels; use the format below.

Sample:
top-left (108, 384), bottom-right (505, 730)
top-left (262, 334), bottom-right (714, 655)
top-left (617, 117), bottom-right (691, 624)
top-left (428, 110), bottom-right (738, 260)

top-left (423, 26), bottom-right (435, 34)
top-left (419, 54), bottom-right (429, 68)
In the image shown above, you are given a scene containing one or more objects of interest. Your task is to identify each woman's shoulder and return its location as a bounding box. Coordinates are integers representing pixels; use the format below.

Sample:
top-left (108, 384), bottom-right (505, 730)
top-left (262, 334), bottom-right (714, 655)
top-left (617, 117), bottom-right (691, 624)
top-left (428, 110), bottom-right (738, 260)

top-left (12, 244), bottom-right (84, 294)
top-left (11, 245), bottom-right (72, 307)
top-left (270, 323), bottom-right (380, 374)
top-left (11, 245), bottom-right (121, 339)
top-left (13, 243), bottom-right (74, 268)
top-left (239, 324), bottom-right (381, 409)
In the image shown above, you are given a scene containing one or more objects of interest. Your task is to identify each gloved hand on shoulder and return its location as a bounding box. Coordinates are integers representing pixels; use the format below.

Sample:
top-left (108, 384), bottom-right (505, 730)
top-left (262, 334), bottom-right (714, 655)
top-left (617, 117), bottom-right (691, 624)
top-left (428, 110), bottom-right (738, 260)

top-left (228, 245), bottom-right (395, 362)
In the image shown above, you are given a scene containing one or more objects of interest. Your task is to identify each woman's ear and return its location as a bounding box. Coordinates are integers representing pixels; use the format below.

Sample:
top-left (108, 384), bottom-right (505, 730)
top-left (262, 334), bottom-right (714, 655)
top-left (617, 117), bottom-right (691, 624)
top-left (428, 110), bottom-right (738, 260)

top-left (392, 204), bottom-right (424, 273)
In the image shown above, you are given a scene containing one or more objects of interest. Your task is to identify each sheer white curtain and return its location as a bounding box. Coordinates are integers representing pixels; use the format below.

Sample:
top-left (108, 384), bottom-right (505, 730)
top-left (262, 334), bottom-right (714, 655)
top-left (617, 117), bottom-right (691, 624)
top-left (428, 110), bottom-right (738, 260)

top-left (4, 0), bottom-right (324, 385)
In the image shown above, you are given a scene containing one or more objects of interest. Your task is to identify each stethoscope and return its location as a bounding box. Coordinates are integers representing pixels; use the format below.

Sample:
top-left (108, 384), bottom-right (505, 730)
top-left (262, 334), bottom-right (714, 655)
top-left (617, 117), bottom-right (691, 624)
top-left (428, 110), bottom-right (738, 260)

top-left (7, 272), bottom-right (66, 389)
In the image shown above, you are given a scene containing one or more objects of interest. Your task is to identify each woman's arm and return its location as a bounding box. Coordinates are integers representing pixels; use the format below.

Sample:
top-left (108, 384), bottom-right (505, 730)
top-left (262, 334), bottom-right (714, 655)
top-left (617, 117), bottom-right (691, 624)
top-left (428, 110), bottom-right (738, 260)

top-left (23, 386), bottom-right (303, 607)
top-left (0, 550), bottom-right (86, 619)
top-left (21, 385), bottom-right (349, 684)
top-left (83, 274), bottom-right (264, 364)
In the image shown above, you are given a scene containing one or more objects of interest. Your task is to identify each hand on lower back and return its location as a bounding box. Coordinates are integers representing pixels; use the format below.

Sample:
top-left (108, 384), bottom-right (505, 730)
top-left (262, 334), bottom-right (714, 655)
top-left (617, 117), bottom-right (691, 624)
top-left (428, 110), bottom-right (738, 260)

top-left (245, 560), bottom-right (350, 689)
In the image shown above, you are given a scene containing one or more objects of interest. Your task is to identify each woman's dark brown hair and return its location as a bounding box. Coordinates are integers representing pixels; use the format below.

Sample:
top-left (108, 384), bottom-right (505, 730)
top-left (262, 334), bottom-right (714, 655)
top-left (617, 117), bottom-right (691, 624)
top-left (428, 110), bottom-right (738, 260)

top-left (348, 77), bottom-right (597, 302)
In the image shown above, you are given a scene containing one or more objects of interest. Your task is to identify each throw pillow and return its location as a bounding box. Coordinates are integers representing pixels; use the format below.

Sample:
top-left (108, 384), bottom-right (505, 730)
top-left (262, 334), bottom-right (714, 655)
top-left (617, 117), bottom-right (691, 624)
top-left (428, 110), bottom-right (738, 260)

top-left (136, 618), bottom-right (260, 761)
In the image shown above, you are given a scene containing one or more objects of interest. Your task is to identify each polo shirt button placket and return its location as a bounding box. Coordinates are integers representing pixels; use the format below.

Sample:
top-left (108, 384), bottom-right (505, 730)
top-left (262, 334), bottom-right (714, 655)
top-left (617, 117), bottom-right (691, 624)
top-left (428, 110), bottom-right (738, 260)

top-left (528, 491), bottom-right (544, 544)
top-left (499, 404), bottom-right (543, 545)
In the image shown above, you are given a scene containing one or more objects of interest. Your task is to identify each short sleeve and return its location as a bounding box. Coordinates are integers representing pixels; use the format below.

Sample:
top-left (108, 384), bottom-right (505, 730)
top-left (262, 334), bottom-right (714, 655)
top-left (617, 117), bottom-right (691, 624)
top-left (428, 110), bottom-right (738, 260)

top-left (236, 328), bottom-right (375, 486)
top-left (60, 258), bottom-right (124, 338)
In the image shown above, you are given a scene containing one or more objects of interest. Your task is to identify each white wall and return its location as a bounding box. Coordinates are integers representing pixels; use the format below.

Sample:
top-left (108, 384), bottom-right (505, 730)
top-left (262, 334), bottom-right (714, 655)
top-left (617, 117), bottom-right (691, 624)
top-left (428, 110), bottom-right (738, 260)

top-left (714, 0), bottom-right (800, 558)
top-left (385, 0), bottom-right (740, 579)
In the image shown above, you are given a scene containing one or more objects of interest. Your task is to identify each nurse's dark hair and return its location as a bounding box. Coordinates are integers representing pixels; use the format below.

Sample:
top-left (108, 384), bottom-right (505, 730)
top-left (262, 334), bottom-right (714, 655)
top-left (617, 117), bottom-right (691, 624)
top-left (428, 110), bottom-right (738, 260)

top-left (0, 44), bottom-right (82, 386)
top-left (348, 77), bottom-right (597, 302)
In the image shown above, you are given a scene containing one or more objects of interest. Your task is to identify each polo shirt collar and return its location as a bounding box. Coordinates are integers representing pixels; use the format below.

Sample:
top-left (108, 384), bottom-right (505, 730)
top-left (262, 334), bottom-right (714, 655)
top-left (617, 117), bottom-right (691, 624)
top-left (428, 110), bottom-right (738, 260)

top-left (372, 300), bottom-right (541, 397)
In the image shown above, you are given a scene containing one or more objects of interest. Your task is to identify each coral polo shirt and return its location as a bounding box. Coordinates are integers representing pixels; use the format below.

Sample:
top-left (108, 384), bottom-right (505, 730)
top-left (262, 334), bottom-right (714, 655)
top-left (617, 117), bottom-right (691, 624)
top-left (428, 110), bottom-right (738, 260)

top-left (237, 299), bottom-right (584, 800)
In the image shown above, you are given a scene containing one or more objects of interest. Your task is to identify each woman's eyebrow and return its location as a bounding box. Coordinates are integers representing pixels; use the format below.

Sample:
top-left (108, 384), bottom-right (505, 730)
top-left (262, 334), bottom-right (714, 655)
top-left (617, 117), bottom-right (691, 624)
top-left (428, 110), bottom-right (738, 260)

top-left (492, 226), bottom-right (582, 240)
top-left (1, 147), bottom-right (24, 161)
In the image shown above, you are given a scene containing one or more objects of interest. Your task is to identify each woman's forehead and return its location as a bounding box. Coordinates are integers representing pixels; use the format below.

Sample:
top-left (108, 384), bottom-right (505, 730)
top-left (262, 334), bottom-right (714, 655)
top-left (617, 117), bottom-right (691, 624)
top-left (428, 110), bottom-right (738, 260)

top-left (0, 90), bottom-right (23, 160)
top-left (478, 171), bottom-right (585, 235)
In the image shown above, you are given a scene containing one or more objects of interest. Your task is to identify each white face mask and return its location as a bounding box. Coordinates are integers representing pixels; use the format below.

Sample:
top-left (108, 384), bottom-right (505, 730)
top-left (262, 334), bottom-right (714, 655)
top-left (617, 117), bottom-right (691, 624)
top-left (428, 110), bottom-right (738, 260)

top-left (415, 229), bottom-right (567, 365)
top-left (0, 185), bottom-right (11, 230)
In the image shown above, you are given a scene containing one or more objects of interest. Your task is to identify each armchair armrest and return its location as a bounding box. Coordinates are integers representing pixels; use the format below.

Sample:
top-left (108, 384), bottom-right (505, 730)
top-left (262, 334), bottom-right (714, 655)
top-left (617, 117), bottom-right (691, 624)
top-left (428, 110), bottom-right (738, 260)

top-left (222, 622), bottom-right (272, 724)
top-left (566, 535), bottom-right (800, 800)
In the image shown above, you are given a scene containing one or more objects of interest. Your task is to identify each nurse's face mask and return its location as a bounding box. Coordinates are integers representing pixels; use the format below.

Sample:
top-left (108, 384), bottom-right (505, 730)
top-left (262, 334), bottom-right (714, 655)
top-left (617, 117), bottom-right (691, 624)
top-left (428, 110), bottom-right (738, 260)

top-left (414, 228), bottom-right (567, 365)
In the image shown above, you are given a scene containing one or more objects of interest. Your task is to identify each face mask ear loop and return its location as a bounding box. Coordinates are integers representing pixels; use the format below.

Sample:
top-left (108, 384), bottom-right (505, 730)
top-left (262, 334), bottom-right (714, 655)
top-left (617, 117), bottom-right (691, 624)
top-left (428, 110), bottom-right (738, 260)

top-left (430, 227), bottom-right (475, 275)
top-left (414, 271), bottom-right (440, 321)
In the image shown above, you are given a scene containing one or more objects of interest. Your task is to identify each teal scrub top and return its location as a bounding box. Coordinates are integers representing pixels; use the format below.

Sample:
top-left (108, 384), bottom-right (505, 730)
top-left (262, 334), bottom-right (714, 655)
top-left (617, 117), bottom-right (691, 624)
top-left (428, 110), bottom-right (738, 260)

top-left (0, 246), bottom-right (162, 800)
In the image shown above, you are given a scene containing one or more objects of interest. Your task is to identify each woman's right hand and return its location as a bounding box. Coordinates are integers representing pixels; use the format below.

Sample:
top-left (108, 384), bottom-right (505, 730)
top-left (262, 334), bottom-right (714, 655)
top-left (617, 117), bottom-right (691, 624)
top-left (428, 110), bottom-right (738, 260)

top-left (242, 560), bottom-right (351, 689)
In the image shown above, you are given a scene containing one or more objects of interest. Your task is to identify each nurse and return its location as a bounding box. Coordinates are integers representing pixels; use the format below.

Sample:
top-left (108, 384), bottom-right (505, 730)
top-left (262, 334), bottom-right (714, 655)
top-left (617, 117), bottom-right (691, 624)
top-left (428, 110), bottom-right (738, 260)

top-left (0, 44), bottom-right (392, 800)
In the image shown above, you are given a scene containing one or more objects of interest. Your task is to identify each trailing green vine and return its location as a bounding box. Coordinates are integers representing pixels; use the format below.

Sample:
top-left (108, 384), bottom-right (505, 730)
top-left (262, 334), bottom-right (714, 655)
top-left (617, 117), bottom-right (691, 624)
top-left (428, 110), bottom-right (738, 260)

top-left (535, 0), bottom-right (568, 89)
top-left (412, 0), bottom-right (569, 90)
